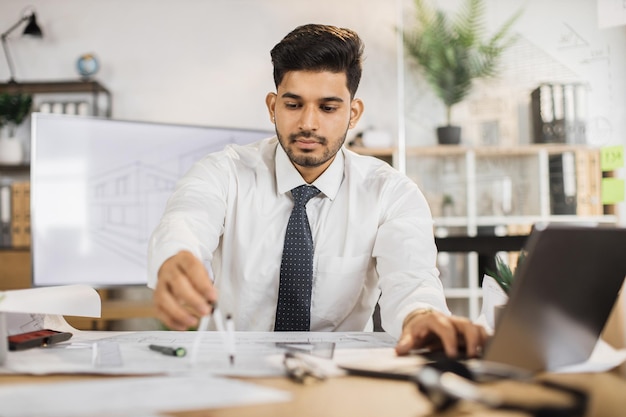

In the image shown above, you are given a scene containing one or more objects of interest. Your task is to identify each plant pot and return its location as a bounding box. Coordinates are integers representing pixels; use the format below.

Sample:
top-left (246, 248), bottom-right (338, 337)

top-left (0, 136), bottom-right (24, 164)
top-left (437, 125), bottom-right (461, 145)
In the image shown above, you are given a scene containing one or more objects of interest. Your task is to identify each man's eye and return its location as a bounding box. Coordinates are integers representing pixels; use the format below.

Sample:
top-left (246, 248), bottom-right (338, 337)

top-left (321, 105), bottom-right (337, 112)
top-left (285, 102), bottom-right (299, 109)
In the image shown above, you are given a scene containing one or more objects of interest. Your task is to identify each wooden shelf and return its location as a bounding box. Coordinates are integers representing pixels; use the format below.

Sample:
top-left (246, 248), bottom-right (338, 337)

top-left (65, 299), bottom-right (157, 331)
top-left (0, 164), bottom-right (29, 173)
top-left (405, 143), bottom-right (603, 157)
top-left (0, 250), bottom-right (31, 290)
top-left (0, 79), bottom-right (112, 117)
top-left (0, 80), bottom-right (110, 95)
top-left (347, 145), bottom-right (394, 157)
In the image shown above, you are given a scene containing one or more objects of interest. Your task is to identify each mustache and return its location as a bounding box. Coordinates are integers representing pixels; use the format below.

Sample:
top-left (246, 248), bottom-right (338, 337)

top-left (289, 131), bottom-right (326, 143)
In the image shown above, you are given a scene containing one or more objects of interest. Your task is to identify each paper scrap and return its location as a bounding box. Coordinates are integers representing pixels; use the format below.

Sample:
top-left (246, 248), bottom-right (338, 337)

top-left (0, 374), bottom-right (291, 417)
top-left (600, 145), bottom-right (624, 171)
top-left (477, 274), bottom-right (509, 331)
top-left (0, 285), bottom-right (100, 317)
top-left (602, 177), bottom-right (625, 204)
top-left (554, 338), bottom-right (626, 374)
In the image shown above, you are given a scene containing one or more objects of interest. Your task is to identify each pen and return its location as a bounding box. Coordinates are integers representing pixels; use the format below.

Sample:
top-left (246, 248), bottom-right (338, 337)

top-left (149, 344), bottom-right (186, 357)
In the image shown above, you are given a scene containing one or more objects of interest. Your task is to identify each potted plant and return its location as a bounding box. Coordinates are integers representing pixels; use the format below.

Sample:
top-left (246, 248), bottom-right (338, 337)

top-left (485, 251), bottom-right (525, 327)
top-left (485, 253), bottom-right (525, 295)
top-left (403, 0), bottom-right (521, 145)
top-left (0, 92), bottom-right (33, 164)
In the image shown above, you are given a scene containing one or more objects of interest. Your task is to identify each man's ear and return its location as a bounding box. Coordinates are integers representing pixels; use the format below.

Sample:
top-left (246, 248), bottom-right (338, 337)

top-left (266, 92), bottom-right (277, 124)
top-left (349, 98), bottom-right (364, 129)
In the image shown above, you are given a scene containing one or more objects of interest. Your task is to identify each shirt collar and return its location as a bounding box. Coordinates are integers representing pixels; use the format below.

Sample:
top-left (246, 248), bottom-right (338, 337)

top-left (275, 141), bottom-right (344, 201)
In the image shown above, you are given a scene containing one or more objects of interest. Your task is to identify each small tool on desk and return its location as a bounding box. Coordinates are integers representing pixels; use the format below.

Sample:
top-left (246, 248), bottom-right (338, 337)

top-left (211, 303), bottom-right (237, 366)
top-left (8, 329), bottom-right (72, 351)
top-left (190, 302), bottom-right (236, 365)
top-left (283, 351), bottom-right (327, 384)
top-left (149, 344), bottom-right (186, 357)
top-left (225, 314), bottom-right (236, 365)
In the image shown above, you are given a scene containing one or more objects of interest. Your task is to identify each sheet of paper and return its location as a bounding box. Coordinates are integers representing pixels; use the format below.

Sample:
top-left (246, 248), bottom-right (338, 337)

top-left (6, 313), bottom-right (93, 336)
top-left (333, 347), bottom-right (428, 376)
top-left (2, 331), bottom-right (397, 376)
top-left (553, 338), bottom-right (626, 374)
top-left (0, 285), bottom-right (100, 317)
top-left (476, 274), bottom-right (509, 331)
top-left (0, 374), bottom-right (291, 417)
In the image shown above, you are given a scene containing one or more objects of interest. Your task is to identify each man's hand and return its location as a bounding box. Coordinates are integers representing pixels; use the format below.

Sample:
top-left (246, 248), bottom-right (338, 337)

top-left (153, 250), bottom-right (217, 330)
top-left (395, 309), bottom-right (488, 358)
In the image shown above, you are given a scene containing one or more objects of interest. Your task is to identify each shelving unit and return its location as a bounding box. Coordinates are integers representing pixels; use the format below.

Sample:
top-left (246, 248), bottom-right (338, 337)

top-left (0, 80), bottom-right (112, 117)
top-left (0, 80), bottom-right (112, 292)
top-left (351, 143), bottom-right (617, 320)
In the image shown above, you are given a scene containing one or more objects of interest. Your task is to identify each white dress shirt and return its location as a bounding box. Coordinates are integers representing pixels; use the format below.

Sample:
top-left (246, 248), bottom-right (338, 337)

top-left (148, 136), bottom-right (449, 338)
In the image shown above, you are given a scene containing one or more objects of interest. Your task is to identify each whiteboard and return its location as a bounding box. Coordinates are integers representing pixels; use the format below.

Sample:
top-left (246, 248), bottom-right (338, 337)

top-left (30, 113), bottom-right (271, 287)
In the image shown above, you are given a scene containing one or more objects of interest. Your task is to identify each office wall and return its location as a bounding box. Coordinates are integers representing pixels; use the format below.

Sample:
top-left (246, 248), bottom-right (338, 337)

top-left (1, 1), bottom-right (624, 147)
top-left (2, 0), bottom-right (625, 329)
top-left (1, 1), bottom-right (624, 221)
top-left (0, 0), bottom-right (400, 136)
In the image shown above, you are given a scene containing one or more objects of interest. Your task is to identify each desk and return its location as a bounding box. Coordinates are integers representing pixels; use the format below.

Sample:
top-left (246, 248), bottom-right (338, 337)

top-left (2, 367), bottom-right (625, 417)
top-left (65, 299), bottom-right (157, 330)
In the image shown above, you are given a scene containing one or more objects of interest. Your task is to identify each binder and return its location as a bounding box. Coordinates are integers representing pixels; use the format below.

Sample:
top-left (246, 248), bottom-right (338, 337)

top-left (0, 182), bottom-right (12, 247)
top-left (23, 181), bottom-right (31, 247)
top-left (9, 181), bottom-right (30, 248)
top-left (586, 149), bottom-right (603, 216)
top-left (531, 83), bottom-right (587, 144)
top-left (574, 150), bottom-right (592, 216)
top-left (548, 152), bottom-right (577, 215)
top-left (573, 149), bottom-right (602, 216)
top-left (11, 182), bottom-right (23, 247)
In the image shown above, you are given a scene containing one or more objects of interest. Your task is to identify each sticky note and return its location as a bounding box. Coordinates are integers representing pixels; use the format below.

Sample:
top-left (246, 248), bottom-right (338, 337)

top-left (601, 146), bottom-right (624, 171)
top-left (601, 177), bottom-right (625, 204)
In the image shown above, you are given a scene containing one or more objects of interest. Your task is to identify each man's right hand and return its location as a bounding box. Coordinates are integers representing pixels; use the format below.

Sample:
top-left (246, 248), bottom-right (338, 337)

top-left (153, 250), bottom-right (217, 330)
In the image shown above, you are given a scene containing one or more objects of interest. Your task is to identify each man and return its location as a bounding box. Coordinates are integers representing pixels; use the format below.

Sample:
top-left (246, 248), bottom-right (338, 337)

top-left (148, 24), bottom-right (487, 358)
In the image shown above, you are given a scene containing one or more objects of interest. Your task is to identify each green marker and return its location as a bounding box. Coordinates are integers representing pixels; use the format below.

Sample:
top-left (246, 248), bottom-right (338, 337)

top-left (149, 344), bottom-right (186, 357)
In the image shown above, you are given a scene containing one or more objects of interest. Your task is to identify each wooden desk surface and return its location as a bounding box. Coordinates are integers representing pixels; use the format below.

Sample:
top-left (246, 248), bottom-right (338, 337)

top-left (2, 368), bottom-right (625, 417)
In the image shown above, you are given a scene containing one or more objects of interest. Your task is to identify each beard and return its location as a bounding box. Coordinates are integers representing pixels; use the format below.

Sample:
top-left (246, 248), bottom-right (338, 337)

top-left (276, 129), bottom-right (347, 168)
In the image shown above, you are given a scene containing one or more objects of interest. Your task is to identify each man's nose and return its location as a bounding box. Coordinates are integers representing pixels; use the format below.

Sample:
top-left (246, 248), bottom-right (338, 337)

top-left (298, 106), bottom-right (319, 131)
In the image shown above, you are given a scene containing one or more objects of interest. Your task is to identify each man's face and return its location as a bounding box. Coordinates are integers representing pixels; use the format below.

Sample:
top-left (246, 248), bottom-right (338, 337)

top-left (266, 70), bottom-right (363, 182)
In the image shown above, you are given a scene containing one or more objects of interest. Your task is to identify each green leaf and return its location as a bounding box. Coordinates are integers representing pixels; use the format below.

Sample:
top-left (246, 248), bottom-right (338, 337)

top-left (485, 251), bottom-right (526, 294)
top-left (0, 93), bottom-right (33, 128)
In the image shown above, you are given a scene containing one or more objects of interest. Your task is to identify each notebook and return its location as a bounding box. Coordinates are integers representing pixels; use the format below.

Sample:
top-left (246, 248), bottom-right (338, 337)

top-left (340, 223), bottom-right (626, 377)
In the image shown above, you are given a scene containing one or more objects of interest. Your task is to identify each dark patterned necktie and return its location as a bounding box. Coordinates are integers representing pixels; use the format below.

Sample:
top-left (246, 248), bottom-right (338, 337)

top-left (274, 185), bottom-right (321, 331)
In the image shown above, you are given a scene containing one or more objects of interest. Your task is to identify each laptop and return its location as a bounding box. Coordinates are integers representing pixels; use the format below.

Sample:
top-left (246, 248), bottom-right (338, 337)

top-left (481, 223), bottom-right (626, 372)
top-left (340, 223), bottom-right (626, 377)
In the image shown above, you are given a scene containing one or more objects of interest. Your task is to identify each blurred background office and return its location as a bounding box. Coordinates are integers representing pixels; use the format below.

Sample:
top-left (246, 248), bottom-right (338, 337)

top-left (0, 0), bottom-right (624, 332)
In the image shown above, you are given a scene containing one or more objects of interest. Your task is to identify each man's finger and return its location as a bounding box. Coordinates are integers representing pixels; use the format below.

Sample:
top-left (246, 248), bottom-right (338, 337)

top-left (459, 321), bottom-right (489, 357)
top-left (396, 312), bottom-right (459, 356)
top-left (176, 251), bottom-right (217, 302)
top-left (154, 279), bottom-right (198, 330)
top-left (160, 253), bottom-right (212, 317)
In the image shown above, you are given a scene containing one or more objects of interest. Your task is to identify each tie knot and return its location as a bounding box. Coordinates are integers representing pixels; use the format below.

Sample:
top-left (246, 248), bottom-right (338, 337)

top-left (291, 185), bottom-right (320, 206)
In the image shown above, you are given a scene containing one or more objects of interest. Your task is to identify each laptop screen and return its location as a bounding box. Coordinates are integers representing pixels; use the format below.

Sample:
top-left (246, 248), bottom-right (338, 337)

top-left (484, 223), bottom-right (626, 372)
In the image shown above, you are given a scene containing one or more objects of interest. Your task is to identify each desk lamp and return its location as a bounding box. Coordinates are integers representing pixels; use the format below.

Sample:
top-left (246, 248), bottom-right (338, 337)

top-left (1, 8), bottom-right (44, 83)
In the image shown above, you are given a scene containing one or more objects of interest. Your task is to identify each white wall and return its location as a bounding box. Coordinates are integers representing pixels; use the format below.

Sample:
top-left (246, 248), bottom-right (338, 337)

top-left (2, 0), bottom-right (625, 331)
top-left (1, 0), bottom-right (625, 217)
top-left (1, 1), bottom-right (624, 142)
top-left (0, 0), bottom-right (400, 135)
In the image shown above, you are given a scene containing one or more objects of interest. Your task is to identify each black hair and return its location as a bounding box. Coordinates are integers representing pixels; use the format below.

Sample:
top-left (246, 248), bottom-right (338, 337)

top-left (270, 24), bottom-right (364, 98)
